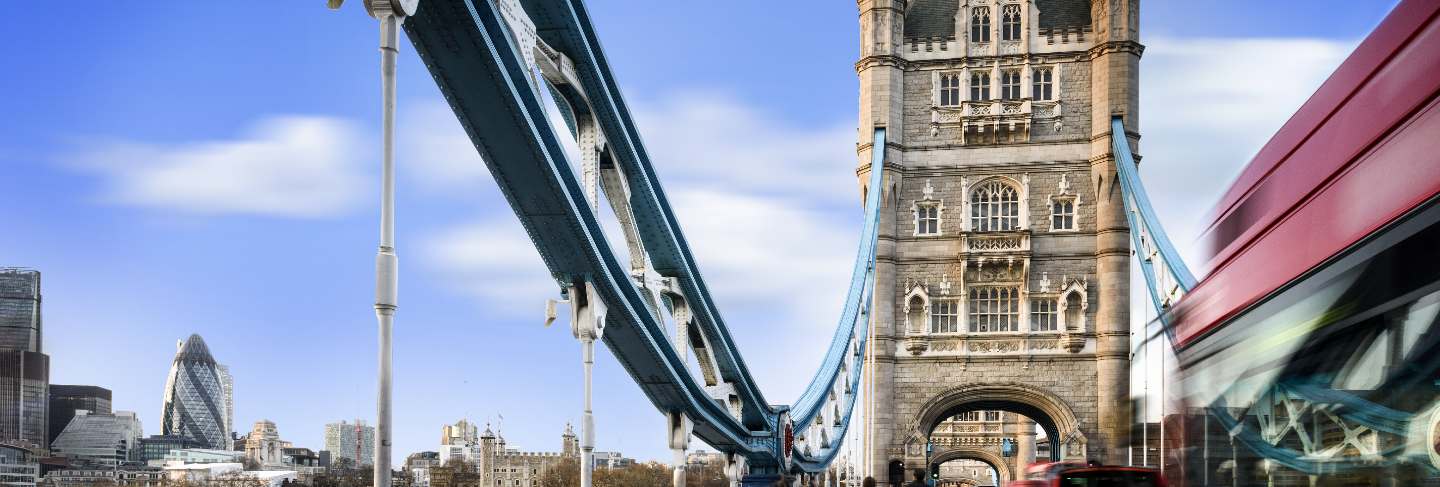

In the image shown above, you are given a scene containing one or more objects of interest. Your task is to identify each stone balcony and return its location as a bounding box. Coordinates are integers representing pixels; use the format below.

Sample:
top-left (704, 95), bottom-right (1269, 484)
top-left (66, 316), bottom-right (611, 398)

top-left (960, 231), bottom-right (1030, 255)
top-left (932, 100), bottom-right (1063, 144)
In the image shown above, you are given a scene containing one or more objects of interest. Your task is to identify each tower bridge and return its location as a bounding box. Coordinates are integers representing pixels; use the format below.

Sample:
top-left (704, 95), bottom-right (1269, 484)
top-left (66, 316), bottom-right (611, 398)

top-left (334, 0), bottom-right (1195, 485)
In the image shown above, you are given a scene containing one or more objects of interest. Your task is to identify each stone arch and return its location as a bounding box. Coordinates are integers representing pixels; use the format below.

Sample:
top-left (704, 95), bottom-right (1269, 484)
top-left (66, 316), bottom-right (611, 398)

top-left (903, 283), bottom-right (930, 335)
top-left (929, 447), bottom-right (1012, 485)
top-left (905, 382), bottom-right (1087, 461)
top-left (1057, 280), bottom-right (1088, 333)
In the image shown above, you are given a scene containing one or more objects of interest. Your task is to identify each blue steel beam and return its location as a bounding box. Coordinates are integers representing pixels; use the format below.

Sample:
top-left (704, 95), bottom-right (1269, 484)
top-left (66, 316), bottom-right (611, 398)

top-left (402, 0), bottom-right (763, 458)
top-left (519, 0), bottom-right (777, 431)
top-left (1111, 117), bottom-right (1198, 327)
top-left (402, 0), bottom-right (882, 473)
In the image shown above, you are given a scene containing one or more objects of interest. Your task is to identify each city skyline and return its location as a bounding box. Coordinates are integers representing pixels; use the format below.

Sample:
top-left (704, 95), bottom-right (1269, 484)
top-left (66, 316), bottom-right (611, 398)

top-left (1, 0), bottom-right (1400, 465)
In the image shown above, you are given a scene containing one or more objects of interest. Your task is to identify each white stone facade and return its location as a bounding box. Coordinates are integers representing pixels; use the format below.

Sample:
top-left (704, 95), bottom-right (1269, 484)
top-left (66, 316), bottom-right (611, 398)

top-left (858, 0), bottom-right (1139, 482)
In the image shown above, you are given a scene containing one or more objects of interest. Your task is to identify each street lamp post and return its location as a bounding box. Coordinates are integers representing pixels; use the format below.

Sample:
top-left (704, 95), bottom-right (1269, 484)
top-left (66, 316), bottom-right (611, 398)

top-left (342, 2), bottom-right (420, 487)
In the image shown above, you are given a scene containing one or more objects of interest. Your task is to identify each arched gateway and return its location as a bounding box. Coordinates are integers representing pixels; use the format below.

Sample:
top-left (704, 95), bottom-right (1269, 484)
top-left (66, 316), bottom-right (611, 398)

top-left (856, 0), bottom-right (1140, 482)
top-left (930, 447), bottom-right (1013, 484)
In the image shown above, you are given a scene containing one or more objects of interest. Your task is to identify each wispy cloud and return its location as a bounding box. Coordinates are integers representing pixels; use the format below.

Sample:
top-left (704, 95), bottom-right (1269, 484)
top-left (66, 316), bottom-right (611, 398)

top-left (69, 116), bottom-right (366, 218)
top-left (401, 101), bottom-right (490, 190)
top-left (422, 218), bottom-right (560, 307)
top-left (633, 91), bottom-right (858, 205)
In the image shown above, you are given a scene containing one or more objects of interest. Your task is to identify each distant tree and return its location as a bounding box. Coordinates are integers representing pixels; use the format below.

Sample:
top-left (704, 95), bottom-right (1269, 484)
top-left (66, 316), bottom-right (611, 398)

top-left (537, 458), bottom-right (579, 487)
top-left (686, 461), bottom-right (728, 487)
top-left (212, 471), bottom-right (267, 487)
top-left (594, 462), bottom-right (669, 487)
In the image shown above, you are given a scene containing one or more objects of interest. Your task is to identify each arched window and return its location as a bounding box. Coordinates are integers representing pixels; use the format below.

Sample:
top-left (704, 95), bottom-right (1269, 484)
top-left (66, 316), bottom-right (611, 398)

top-left (1032, 67), bottom-right (1054, 101)
top-left (939, 73), bottom-right (962, 107)
top-left (1001, 4), bottom-right (1022, 41)
top-left (970, 7), bottom-right (991, 43)
top-left (970, 71), bottom-right (991, 101)
top-left (970, 181), bottom-right (1020, 232)
top-left (1001, 70), bottom-right (1022, 100)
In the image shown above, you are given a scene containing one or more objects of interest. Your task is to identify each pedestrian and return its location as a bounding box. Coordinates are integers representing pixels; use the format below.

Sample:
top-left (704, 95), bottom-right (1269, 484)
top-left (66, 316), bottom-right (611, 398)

top-left (862, 476), bottom-right (877, 487)
top-left (905, 469), bottom-right (928, 487)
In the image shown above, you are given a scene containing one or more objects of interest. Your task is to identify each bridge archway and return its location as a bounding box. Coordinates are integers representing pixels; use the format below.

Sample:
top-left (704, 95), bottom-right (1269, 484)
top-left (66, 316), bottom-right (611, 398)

top-left (906, 382), bottom-right (1087, 462)
top-left (930, 447), bottom-right (1011, 485)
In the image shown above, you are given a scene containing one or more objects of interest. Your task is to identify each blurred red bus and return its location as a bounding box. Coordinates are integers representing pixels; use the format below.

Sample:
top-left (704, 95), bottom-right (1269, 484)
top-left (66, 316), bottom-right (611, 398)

top-left (1006, 462), bottom-right (1166, 487)
top-left (1160, 0), bottom-right (1440, 485)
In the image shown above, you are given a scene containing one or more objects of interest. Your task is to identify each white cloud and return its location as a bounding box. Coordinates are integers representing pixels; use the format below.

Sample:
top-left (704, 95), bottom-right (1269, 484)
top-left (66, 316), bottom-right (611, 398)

top-left (632, 91), bottom-right (860, 205)
top-left (401, 101), bottom-right (490, 189)
top-left (71, 116), bottom-right (365, 218)
top-left (421, 218), bottom-right (559, 309)
top-left (1140, 37), bottom-right (1352, 265)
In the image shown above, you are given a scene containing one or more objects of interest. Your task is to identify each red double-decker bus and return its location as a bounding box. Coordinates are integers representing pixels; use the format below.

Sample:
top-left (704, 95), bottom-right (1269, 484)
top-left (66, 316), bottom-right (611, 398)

top-left (1159, 0), bottom-right (1440, 485)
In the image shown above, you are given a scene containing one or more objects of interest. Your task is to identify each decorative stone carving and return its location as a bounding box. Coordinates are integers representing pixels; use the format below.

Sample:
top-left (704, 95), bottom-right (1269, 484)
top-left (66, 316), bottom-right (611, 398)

top-left (1060, 334), bottom-right (1085, 353)
top-left (1038, 272), bottom-right (1051, 293)
top-left (966, 340), bottom-right (1021, 353)
top-left (922, 179), bottom-right (935, 200)
top-left (931, 339), bottom-right (959, 352)
top-left (1030, 339), bottom-right (1060, 350)
top-left (905, 338), bottom-right (929, 356)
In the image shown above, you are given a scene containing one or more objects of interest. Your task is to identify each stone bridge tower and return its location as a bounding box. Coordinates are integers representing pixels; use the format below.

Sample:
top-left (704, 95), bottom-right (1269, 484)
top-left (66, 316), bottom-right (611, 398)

top-left (856, 0), bottom-right (1138, 482)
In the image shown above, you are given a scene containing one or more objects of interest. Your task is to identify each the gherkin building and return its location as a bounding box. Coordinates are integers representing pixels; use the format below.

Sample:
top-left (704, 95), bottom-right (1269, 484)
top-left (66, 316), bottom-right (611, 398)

top-left (160, 334), bottom-right (230, 450)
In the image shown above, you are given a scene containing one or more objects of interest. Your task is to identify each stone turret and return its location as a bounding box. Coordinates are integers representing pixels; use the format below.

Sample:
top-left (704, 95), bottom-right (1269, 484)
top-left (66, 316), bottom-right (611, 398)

top-left (561, 423), bottom-right (579, 458)
top-left (1087, 0), bottom-right (1139, 465)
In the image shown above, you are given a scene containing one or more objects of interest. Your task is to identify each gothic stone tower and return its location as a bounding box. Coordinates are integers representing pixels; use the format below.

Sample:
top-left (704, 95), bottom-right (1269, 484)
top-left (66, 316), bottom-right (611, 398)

top-left (857, 0), bottom-right (1138, 481)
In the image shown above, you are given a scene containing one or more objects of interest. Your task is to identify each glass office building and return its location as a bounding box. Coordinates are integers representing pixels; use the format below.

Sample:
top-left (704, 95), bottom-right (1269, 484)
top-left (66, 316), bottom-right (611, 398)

top-left (0, 269), bottom-right (41, 353)
top-left (0, 353), bottom-right (46, 450)
top-left (48, 385), bottom-right (112, 447)
top-left (159, 335), bottom-right (228, 450)
top-left (0, 270), bottom-right (48, 450)
top-left (49, 411), bottom-right (142, 467)
top-left (0, 443), bottom-right (37, 487)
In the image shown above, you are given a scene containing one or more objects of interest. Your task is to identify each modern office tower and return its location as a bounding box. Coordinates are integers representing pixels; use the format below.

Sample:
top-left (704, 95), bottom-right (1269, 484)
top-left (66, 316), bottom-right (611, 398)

top-left (0, 353), bottom-right (47, 450)
top-left (0, 269), bottom-right (42, 353)
top-left (134, 435), bottom-right (199, 464)
top-left (216, 365), bottom-right (234, 439)
top-left (0, 269), bottom-right (48, 450)
top-left (49, 410), bottom-right (143, 467)
top-left (48, 385), bottom-right (112, 447)
top-left (160, 335), bottom-right (229, 450)
top-left (323, 420), bottom-right (374, 467)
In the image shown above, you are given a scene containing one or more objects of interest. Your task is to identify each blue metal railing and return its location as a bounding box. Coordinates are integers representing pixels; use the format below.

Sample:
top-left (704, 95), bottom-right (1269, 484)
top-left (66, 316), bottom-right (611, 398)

top-left (1111, 117), bottom-right (1198, 326)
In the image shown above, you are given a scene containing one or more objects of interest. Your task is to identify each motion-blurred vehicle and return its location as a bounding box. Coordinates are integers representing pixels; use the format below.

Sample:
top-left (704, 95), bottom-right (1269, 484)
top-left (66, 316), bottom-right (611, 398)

top-left (1159, 0), bottom-right (1440, 485)
top-left (1005, 463), bottom-right (1165, 486)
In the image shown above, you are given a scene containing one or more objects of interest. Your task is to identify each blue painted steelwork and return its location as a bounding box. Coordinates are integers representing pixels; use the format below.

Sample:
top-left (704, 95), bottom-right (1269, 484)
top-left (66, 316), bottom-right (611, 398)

top-left (401, 0), bottom-right (881, 474)
top-left (1111, 117), bottom-right (1198, 324)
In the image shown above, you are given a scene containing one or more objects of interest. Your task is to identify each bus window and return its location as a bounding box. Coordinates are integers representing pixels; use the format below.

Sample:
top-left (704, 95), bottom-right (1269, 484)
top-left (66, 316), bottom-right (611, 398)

top-left (1059, 469), bottom-right (1163, 487)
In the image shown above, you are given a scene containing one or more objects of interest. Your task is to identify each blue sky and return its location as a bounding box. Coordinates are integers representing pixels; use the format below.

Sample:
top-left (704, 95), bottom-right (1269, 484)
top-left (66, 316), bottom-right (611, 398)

top-left (0, 0), bottom-right (1398, 463)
